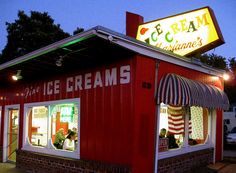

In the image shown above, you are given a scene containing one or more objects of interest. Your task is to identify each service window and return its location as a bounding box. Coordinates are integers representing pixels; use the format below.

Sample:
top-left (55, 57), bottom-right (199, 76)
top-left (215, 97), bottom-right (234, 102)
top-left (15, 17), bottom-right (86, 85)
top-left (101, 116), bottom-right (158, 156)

top-left (158, 103), bottom-right (211, 153)
top-left (23, 98), bottom-right (80, 159)
top-left (189, 106), bottom-right (209, 145)
top-left (28, 106), bottom-right (48, 147)
top-left (159, 104), bottom-right (185, 151)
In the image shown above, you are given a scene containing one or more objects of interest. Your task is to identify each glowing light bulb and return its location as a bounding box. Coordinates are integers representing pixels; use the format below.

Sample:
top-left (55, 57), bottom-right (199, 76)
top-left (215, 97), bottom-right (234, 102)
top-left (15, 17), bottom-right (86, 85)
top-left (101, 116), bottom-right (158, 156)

top-left (12, 75), bottom-right (18, 81)
top-left (223, 73), bottom-right (230, 81)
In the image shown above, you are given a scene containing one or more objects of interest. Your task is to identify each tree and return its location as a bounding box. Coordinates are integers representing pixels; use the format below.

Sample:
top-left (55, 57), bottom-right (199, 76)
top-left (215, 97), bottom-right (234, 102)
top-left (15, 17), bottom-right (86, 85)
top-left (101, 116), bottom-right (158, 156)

top-left (73, 27), bottom-right (84, 35)
top-left (0, 11), bottom-right (70, 63)
top-left (198, 53), bottom-right (227, 70)
top-left (225, 57), bottom-right (236, 104)
top-left (198, 53), bottom-right (236, 105)
top-left (229, 57), bottom-right (236, 73)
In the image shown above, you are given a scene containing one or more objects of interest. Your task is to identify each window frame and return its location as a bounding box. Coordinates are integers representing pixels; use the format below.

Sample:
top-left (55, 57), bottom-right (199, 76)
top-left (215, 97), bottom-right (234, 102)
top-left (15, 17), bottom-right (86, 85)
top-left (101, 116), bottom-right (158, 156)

top-left (22, 98), bottom-right (80, 159)
top-left (157, 104), bottom-right (215, 160)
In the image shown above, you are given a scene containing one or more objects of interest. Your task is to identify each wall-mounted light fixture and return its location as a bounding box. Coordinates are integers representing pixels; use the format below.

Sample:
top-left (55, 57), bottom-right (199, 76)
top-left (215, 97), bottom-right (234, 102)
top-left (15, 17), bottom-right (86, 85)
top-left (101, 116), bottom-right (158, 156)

top-left (12, 70), bottom-right (22, 81)
top-left (223, 73), bottom-right (230, 81)
top-left (212, 76), bottom-right (219, 81)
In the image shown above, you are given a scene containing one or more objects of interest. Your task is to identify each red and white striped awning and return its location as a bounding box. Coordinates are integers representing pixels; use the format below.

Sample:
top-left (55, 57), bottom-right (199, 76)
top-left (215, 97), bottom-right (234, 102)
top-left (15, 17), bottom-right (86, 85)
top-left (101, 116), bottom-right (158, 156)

top-left (157, 73), bottom-right (229, 110)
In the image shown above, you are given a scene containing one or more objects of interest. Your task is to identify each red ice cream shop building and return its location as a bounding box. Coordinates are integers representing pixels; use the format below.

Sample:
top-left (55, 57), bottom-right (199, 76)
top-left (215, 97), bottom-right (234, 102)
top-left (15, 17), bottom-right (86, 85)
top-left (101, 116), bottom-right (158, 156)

top-left (0, 7), bottom-right (229, 173)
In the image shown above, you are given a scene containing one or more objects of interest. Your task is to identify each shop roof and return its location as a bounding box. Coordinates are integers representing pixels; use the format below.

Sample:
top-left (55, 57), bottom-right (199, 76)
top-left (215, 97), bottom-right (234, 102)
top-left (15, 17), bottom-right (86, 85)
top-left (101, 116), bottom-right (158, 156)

top-left (0, 26), bottom-right (225, 85)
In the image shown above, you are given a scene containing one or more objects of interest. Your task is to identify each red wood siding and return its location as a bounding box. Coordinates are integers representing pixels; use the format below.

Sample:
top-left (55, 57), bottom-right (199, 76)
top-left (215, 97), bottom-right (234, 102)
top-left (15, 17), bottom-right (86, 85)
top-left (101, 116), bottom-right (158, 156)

top-left (158, 60), bottom-right (224, 89)
top-left (0, 58), bottom-right (135, 166)
top-left (132, 55), bottom-right (157, 173)
top-left (79, 63), bottom-right (134, 164)
top-left (0, 54), bottom-right (225, 171)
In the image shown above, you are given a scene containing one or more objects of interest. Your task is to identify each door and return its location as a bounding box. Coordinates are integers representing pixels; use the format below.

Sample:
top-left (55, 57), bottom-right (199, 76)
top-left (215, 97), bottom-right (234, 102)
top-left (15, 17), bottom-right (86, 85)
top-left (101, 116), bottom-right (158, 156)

top-left (6, 108), bottom-right (19, 162)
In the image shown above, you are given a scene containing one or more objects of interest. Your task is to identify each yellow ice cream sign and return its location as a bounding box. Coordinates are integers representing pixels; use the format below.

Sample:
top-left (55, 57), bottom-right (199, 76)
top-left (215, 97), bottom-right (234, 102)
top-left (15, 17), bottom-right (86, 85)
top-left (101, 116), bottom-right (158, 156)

top-left (136, 7), bottom-right (224, 56)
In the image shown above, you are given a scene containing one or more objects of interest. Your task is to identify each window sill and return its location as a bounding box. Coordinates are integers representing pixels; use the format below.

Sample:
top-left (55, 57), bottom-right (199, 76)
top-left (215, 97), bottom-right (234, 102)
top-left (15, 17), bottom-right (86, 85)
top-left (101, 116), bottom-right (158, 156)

top-left (22, 142), bottom-right (80, 159)
top-left (158, 143), bottom-right (214, 160)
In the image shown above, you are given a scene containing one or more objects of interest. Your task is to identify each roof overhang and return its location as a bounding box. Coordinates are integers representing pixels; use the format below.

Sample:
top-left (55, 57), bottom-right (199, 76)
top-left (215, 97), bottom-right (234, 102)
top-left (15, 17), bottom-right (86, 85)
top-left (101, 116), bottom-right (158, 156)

top-left (0, 26), bottom-right (225, 85)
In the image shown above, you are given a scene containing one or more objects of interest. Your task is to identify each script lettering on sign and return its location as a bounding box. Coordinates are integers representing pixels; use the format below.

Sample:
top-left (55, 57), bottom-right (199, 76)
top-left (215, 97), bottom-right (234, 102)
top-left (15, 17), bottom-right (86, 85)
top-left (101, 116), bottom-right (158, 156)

top-left (136, 7), bottom-right (224, 57)
top-left (25, 86), bottom-right (40, 98)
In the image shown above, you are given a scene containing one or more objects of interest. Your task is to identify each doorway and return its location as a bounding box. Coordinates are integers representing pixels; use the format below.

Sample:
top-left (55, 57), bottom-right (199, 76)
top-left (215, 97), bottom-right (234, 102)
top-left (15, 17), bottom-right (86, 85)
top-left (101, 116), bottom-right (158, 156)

top-left (3, 105), bottom-right (20, 162)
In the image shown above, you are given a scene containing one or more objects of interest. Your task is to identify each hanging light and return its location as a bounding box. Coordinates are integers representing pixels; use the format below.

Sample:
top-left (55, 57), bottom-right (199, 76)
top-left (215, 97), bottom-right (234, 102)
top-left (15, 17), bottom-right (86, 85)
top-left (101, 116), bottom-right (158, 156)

top-left (12, 70), bottom-right (22, 81)
top-left (56, 56), bottom-right (63, 67)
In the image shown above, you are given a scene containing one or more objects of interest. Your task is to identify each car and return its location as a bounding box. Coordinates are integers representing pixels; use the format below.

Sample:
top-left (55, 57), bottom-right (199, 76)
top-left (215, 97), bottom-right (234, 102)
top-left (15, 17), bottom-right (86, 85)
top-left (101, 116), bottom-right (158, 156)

top-left (226, 127), bottom-right (236, 144)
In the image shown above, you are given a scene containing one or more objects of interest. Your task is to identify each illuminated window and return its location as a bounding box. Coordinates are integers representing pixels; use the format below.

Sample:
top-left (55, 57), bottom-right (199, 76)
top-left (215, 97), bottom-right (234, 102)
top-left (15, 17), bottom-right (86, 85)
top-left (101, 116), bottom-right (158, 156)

top-left (159, 104), bottom-right (184, 152)
top-left (51, 104), bottom-right (78, 150)
top-left (23, 98), bottom-right (80, 159)
top-left (189, 106), bottom-right (209, 145)
top-left (28, 106), bottom-right (48, 147)
top-left (159, 104), bottom-right (210, 152)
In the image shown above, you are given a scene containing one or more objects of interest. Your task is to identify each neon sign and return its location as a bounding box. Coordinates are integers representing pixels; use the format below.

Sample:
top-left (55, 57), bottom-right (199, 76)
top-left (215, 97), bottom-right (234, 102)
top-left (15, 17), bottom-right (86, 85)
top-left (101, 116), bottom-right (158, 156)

top-left (136, 7), bottom-right (224, 56)
top-left (60, 104), bottom-right (75, 122)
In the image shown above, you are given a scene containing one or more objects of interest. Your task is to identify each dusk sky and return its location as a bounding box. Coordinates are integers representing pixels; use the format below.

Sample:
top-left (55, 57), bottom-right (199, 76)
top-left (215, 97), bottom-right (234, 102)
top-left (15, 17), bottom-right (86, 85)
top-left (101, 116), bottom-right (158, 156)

top-left (1, 0), bottom-right (236, 59)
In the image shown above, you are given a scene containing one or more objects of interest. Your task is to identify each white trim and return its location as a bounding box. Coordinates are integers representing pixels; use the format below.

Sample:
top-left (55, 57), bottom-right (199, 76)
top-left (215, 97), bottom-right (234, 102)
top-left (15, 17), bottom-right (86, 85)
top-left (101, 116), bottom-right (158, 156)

top-left (22, 98), bottom-right (80, 159)
top-left (154, 105), bottom-right (161, 173)
top-left (0, 30), bottom-right (96, 70)
top-left (96, 28), bottom-right (225, 78)
top-left (0, 26), bottom-right (225, 79)
top-left (153, 61), bottom-right (160, 173)
top-left (22, 144), bottom-right (79, 159)
top-left (158, 144), bottom-right (214, 160)
top-left (211, 109), bottom-right (217, 163)
top-left (157, 105), bottom-right (215, 161)
top-left (3, 104), bottom-right (20, 162)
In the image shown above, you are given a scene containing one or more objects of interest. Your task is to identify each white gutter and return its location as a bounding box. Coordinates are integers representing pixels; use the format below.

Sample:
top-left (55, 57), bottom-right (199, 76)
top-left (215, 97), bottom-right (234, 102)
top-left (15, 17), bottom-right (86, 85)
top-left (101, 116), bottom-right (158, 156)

top-left (0, 25), bottom-right (225, 78)
top-left (95, 26), bottom-right (225, 78)
top-left (0, 29), bottom-right (97, 70)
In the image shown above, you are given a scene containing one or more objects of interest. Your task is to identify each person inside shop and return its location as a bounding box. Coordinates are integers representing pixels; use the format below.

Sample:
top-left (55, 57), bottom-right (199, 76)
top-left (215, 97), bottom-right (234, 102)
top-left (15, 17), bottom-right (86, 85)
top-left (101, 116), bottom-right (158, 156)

top-left (63, 131), bottom-right (77, 151)
top-left (159, 128), bottom-right (167, 138)
top-left (167, 132), bottom-right (179, 149)
top-left (72, 127), bottom-right (78, 143)
top-left (72, 127), bottom-right (77, 132)
top-left (54, 128), bottom-right (66, 149)
top-left (66, 129), bottom-right (72, 138)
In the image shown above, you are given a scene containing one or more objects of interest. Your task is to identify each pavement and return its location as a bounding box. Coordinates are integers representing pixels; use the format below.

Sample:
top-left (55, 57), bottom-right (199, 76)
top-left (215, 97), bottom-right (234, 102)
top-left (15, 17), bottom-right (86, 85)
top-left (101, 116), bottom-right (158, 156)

top-left (0, 162), bottom-right (25, 173)
top-left (0, 150), bottom-right (236, 173)
top-left (208, 162), bottom-right (236, 173)
top-left (207, 149), bottom-right (236, 173)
